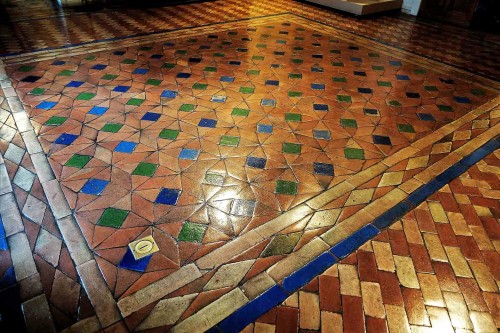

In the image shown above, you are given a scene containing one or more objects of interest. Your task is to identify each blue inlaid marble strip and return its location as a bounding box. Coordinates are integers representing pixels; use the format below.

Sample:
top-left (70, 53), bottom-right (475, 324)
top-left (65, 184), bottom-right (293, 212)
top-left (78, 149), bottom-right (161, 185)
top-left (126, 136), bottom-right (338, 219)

top-left (209, 135), bottom-right (499, 332)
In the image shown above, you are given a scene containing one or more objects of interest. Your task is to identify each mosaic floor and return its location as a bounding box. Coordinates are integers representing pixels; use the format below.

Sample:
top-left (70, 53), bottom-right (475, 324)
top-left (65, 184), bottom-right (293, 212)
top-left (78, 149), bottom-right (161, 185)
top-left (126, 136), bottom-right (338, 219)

top-left (0, 1), bottom-right (499, 333)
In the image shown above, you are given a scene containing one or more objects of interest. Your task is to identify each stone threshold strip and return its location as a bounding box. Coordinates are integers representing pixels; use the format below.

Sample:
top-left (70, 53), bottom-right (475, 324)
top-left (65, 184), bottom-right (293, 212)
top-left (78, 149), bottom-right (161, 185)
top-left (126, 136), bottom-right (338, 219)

top-left (168, 120), bottom-right (500, 333)
top-left (2, 14), bottom-right (500, 93)
top-left (0, 13), bottom-right (498, 331)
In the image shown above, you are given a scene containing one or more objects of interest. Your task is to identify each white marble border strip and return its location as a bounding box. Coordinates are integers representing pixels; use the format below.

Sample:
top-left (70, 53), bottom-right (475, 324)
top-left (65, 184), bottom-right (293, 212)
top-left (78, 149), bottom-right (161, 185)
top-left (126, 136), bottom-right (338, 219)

top-left (0, 60), bottom-right (122, 330)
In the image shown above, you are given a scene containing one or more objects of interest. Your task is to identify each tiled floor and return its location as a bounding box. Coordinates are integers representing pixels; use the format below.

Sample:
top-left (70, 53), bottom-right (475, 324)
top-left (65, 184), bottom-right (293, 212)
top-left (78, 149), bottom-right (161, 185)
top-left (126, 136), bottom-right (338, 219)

top-left (0, 1), bottom-right (498, 332)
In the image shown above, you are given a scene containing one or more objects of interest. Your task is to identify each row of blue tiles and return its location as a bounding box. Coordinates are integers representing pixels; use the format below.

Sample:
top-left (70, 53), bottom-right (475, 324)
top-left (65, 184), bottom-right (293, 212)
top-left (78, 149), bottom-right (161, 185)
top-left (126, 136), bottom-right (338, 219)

top-left (208, 135), bottom-right (500, 333)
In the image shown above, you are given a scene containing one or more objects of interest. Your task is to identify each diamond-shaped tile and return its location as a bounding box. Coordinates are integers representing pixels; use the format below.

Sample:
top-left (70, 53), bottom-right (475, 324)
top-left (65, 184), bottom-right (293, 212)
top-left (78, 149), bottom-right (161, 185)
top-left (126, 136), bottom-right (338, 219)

top-left (373, 135), bottom-right (392, 145)
top-left (159, 129), bottom-right (179, 140)
top-left (282, 143), bottom-right (301, 154)
top-left (313, 130), bottom-right (331, 140)
top-left (65, 154), bottom-right (91, 168)
top-left (155, 188), bottom-right (181, 205)
top-left (115, 141), bottom-right (137, 153)
top-left (36, 101), bottom-right (57, 110)
top-left (198, 118), bottom-right (217, 128)
top-left (54, 133), bottom-right (78, 145)
top-left (45, 116), bottom-right (67, 126)
top-left (246, 156), bottom-right (266, 169)
top-left (81, 179), bottom-right (109, 195)
top-left (344, 148), bottom-right (364, 160)
top-left (118, 248), bottom-right (151, 272)
top-left (76, 92), bottom-right (96, 101)
top-left (231, 199), bottom-right (256, 217)
top-left (257, 124), bottom-right (273, 133)
top-left (232, 108), bottom-right (249, 117)
top-left (88, 106), bottom-right (108, 115)
top-left (285, 113), bottom-right (302, 122)
top-left (276, 180), bottom-right (298, 195)
top-left (132, 162), bottom-right (158, 177)
top-left (98, 208), bottom-right (129, 228)
top-left (142, 112), bottom-right (161, 121)
top-left (313, 162), bottom-right (334, 176)
top-left (341, 119), bottom-right (357, 128)
top-left (101, 123), bottom-right (123, 133)
top-left (178, 222), bottom-right (206, 242)
top-left (220, 136), bottom-right (240, 147)
top-left (179, 148), bottom-right (200, 160)
top-left (127, 98), bottom-right (145, 106)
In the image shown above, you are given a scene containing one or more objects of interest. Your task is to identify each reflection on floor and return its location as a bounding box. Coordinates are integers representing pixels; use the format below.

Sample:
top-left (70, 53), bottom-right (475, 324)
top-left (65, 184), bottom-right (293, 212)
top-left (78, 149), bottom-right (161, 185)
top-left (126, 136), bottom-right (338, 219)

top-left (0, 0), bottom-right (498, 332)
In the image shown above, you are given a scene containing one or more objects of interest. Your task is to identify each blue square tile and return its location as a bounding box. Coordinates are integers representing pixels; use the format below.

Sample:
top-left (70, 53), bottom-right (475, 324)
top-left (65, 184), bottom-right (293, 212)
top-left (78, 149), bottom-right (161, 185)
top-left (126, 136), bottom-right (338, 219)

top-left (373, 135), bottom-right (392, 145)
top-left (312, 54), bottom-right (323, 58)
top-left (36, 101), bottom-right (57, 110)
top-left (390, 60), bottom-right (402, 66)
top-left (161, 90), bottom-right (177, 98)
top-left (364, 108), bottom-right (378, 115)
top-left (454, 96), bottom-right (471, 104)
top-left (261, 99), bottom-right (276, 107)
top-left (348, 46), bottom-right (359, 50)
top-left (229, 61), bottom-right (241, 65)
top-left (311, 66), bottom-right (324, 73)
top-left (211, 95), bottom-right (227, 103)
top-left (52, 60), bottom-right (65, 65)
top-left (133, 68), bottom-right (149, 75)
top-left (81, 178), bottom-right (109, 195)
top-left (246, 156), bottom-right (266, 169)
top-left (271, 64), bottom-right (282, 69)
top-left (115, 141), bottom-right (137, 153)
top-left (274, 51), bottom-right (285, 56)
top-left (313, 162), bottom-right (334, 176)
top-left (406, 92), bottom-right (420, 98)
top-left (150, 54), bottom-right (163, 59)
top-left (358, 87), bottom-right (373, 94)
top-left (257, 124), bottom-right (273, 134)
top-left (282, 252), bottom-right (337, 292)
top-left (21, 75), bottom-right (41, 83)
top-left (220, 76), bottom-right (234, 83)
top-left (417, 113), bottom-right (435, 121)
top-left (155, 188), bottom-right (181, 205)
top-left (113, 50), bottom-right (125, 55)
top-left (330, 225), bottom-right (379, 259)
top-left (0, 216), bottom-right (8, 251)
top-left (141, 112), bottom-right (161, 121)
top-left (118, 248), bottom-right (152, 272)
top-left (113, 85), bottom-right (131, 93)
top-left (198, 118), bottom-right (217, 128)
top-left (311, 83), bottom-right (325, 90)
top-left (313, 104), bottom-right (329, 111)
top-left (313, 130), bottom-right (331, 140)
top-left (189, 57), bottom-right (202, 63)
top-left (266, 80), bottom-right (279, 86)
top-left (66, 81), bottom-right (84, 88)
top-left (176, 72), bottom-right (191, 79)
top-left (199, 45), bottom-right (210, 50)
top-left (164, 42), bottom-right (174, 46)
top-left (92, 64), bottom-right (107, 70)
top-left (88, 106), bottom-right (108, 115)
top-left (396, 74), bottom-right (410, 80)
top-left (351, 57), bottom-right (362, 62)
top-left (179, 148), bottom-right (200, 160)
top-left (354, 71), bottom-right (366, 76)
top-left (54, 133), bottom-right (78, 145)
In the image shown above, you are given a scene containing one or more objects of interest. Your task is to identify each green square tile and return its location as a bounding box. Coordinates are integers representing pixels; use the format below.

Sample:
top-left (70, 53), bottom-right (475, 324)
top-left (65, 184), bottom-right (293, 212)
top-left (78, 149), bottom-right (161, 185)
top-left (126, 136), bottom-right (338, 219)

top-left (425, 86), bottom-right (438, 92)
top-left (179, 104), bottom-right (195, 112)
top-left (204, 173), bottom-right (224, 186)
top-left (372, 65), bottom-right (385, 71)
top-left (437, 104), bottom-right (453, 112)
top-left (193, 83), bottom-right (208, 90)
top-left (294, 37), bottom-right (304, 41)
top-left (341, 118), bottom-right (357, 128)
top-left (288, 73), bottom-right (302, 79)
top-left (337, 95), bottom-right (352, 103)
top-left (292, 59), bottom-right (303, 64)
top-left (275, 180), bottom-right (298, 195)
top-left (414, 69), bottom-right (427, 74)
top-left (471, 88), bottom-right (485, 96)
top-left (232, 108), bottom-right (250, 117)
top-left (332, 62), bottom-right (344, 67)
top-left (388, 100), bottom-right (401, 107)
top-left (162, 62), bottom-right (176, 68)
top-left (330, 49), bottom-right (341, 54)
top-left (97, 208), bottom-right (129, 228)
top-left (285, 113), bottom-right (302, 122)
top-left (368, 53), bottom-right (380, 57)
top-left (247, 69), bottom-right (260, 75)
top-left (29, 87), bottom-right (46, 95)
top-left (101, 123), bottom-right (123, 133)
top-left (101, 74), bottom-right (118, 80)
top-left (288, 91), bottom-right (303, 97)
top-left (132, 162), bottom-right (158, 176)
top-left (220, 135), bottom-right (240, 147)
top-left (333, 77), bottom-right (347, 83)
top-left (222, 41), bottom-right (232, 45)
top-left (146, 79), bottom-right (162, 86)
top-left (240, 87), bottom-right (255, 94)
top-left (121, 59), bottom-right (136, 64)
top-left (65, 154), bottom-right (91, 168)
top-left (19, 65), bottom-right (34, 72)
top-left (252, 55), bottom-right (264, 61)
top-left (58, 70), bottom-right (74, 76)
top-left (213, 53), bottom-right (225, 57)
top-left (159, 129), bottom-right (179, 140)
top-left (76, 92), bottom-right (96, 101)
top-left (85, 55), bottom-right (96, 60)
top-left (377, 81), bottom-right (392, 87)
top-left (45, 116), bottom-right (67, 126)
top-left (178, 222), bottom-right (206, 243)
top-left (344, 148), bottom-right (364, 160)
top-left (175, 50), bottom-right (187, 55)
top-left (127, 98), bottom-right (144, 106)
top-left (282, 142), bottom-right (301, 154)
top-left (397, 123), bottom-right (415, 133)
top-left (204, 66), bottom-right (217, 72)
top-left (293, 46), bottom-right (303, 50)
